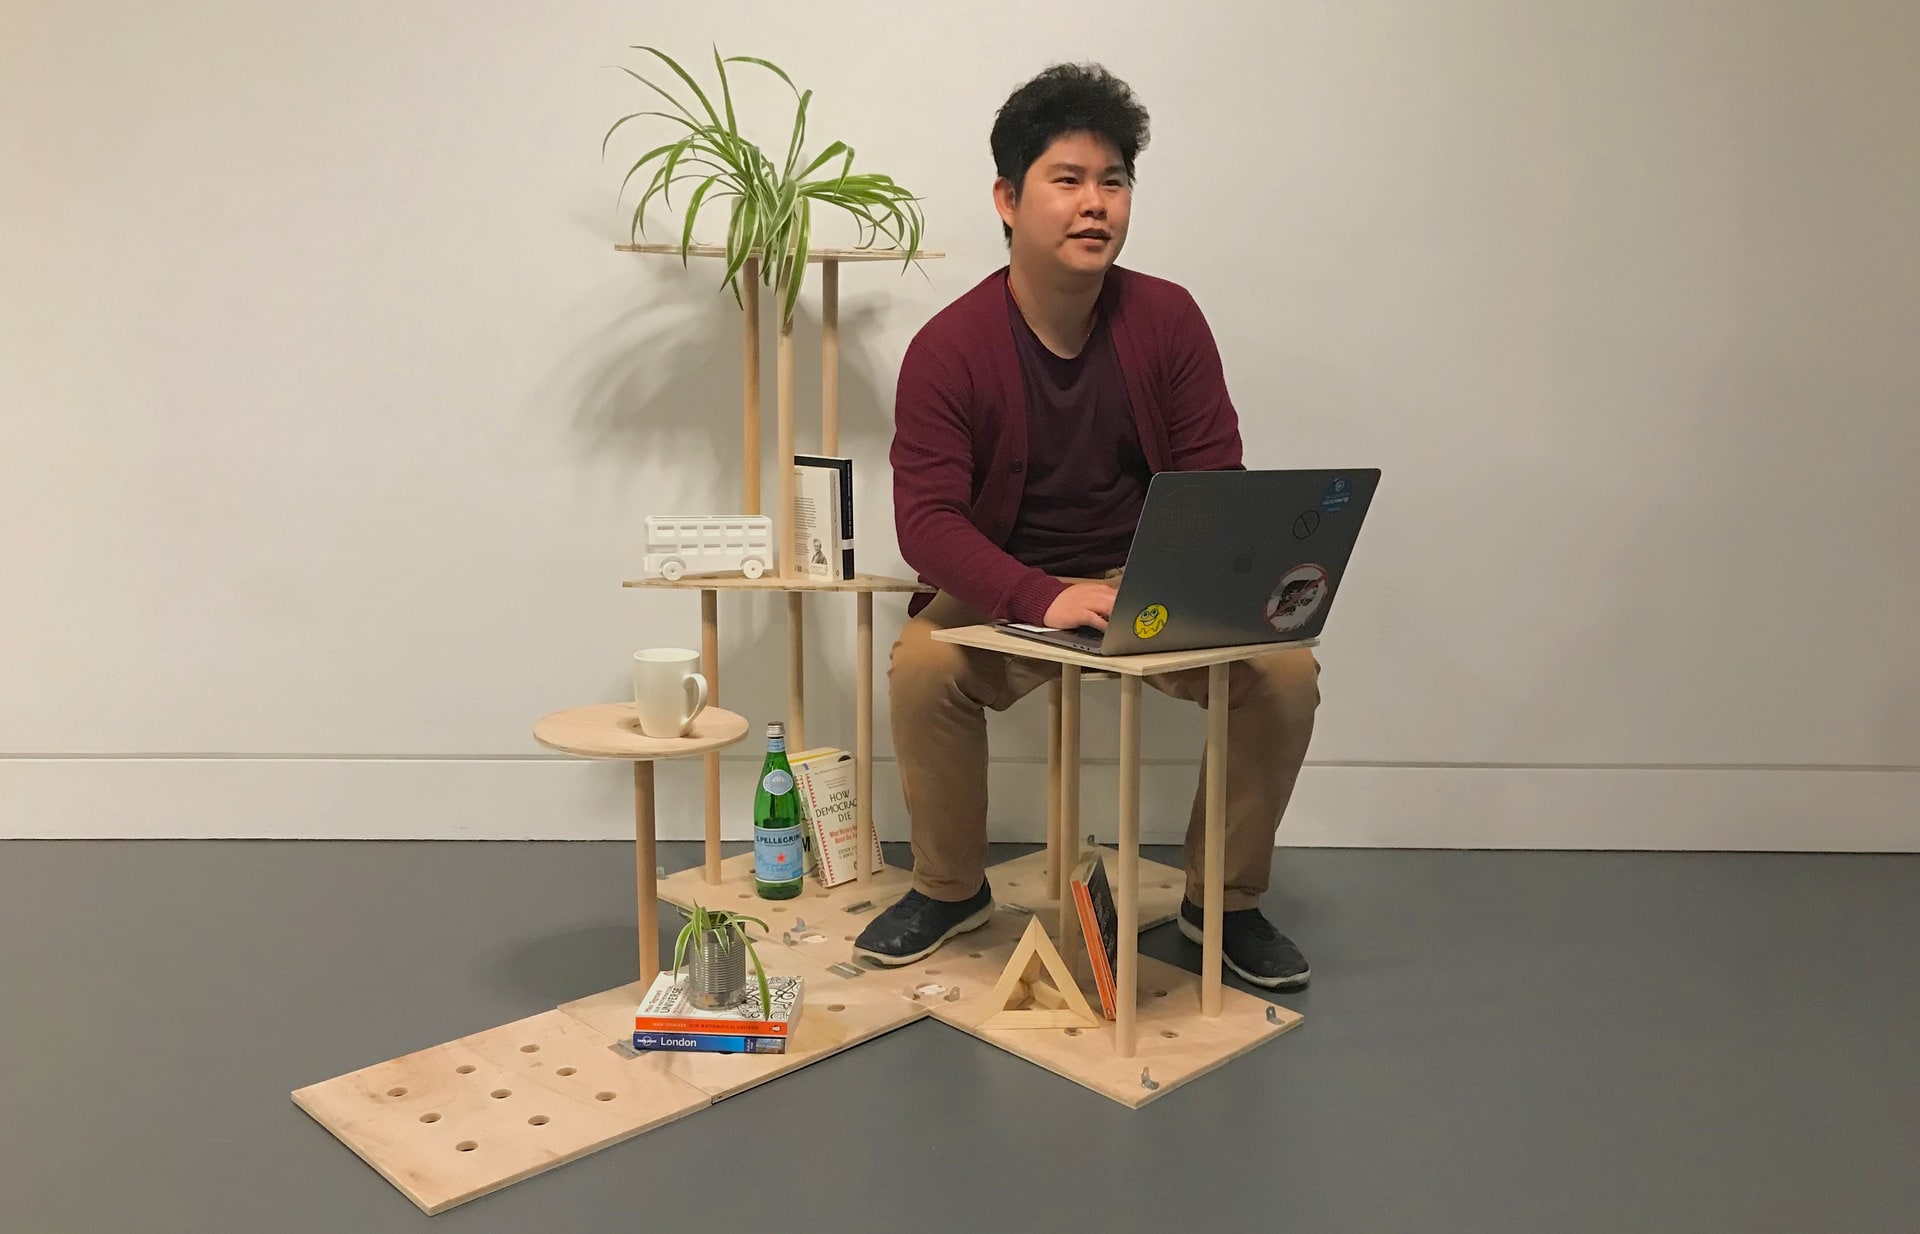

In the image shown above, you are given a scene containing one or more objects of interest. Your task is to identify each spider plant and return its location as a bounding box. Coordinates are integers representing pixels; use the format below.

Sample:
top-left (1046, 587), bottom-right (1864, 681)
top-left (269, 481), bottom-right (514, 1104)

top-left (604, 45), bottom-right (926, 328)
top-left (671, 902), bottom-right (772, 1015)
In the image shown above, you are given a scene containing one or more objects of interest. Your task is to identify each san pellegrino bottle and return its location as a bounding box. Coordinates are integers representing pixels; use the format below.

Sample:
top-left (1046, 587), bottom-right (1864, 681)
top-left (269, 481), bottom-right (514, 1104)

top-left (754, 721), bottom-right (804, 899)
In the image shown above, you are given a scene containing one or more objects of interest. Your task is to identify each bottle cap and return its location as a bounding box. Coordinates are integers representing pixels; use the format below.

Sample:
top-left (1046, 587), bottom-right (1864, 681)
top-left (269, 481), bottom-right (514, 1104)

top-left (767, 721), bottom-right (785, 737)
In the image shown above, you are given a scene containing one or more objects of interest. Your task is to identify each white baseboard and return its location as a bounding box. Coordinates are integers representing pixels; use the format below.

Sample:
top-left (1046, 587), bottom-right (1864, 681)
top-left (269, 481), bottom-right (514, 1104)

top-left (2, 756), bottom-right (1914, 850)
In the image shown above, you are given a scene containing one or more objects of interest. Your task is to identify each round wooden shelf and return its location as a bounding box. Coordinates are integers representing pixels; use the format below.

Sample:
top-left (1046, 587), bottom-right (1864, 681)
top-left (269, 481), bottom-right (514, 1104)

top-left (532, 704), bottom-right (749, 761)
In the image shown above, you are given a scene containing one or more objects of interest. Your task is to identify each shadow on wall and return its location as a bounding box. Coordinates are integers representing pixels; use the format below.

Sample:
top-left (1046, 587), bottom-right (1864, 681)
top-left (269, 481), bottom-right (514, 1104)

top-left (561, 255), bottom-right (908, 515)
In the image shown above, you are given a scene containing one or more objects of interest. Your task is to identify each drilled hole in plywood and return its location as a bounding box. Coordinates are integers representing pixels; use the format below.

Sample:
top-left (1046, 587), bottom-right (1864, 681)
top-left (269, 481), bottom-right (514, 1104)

top-left (490, 1089), bottom-right (511, 1099)
top-left (843, 935), bottom-right (854, 941)
top-left (1008, 880), bottom-right (1021, 887)
top-left (1161, 1030), bottom-right (1180, 1039)
top-left (556, 1067), bottom-right (576, 1077)
top-left (418, 1112), bottom-right (441, 1124)
top-left (1152, 989), bottom-right (1168, 998)
top-left (1159, 882), bottom-right (1173, 889)
top-left (772, 906), bottom-right (786, 913)
top-left (386, 1087), bottom-right (407, 1097)
top-left (455, 1064), bottom-right (476, 1074)
top-left (1064, 1028), bottom-right (1081, 1037)
top-left (519, 1044), bottom-right (539, 1053)
top-left (595, 1092), bottom-right (616, 1102)
top-left (528, 1115), bottom-right (550, 1126)
top-left (925, 968), bottom-right (941, 975)
top-left (827, 1004), bottom-right (846, 1013)
top-left (738, 893), bottom-right (751, 900)
top-left (455, 1141), bottom-right (478, 1153)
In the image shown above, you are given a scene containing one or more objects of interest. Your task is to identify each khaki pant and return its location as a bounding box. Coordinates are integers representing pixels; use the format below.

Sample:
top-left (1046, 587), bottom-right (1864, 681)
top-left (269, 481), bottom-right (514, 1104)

top-left (889, 585), bottom-right (1320, 911)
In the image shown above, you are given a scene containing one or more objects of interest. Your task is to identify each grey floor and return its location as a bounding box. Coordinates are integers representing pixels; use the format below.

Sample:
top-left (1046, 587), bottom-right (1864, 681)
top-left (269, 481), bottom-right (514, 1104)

top-left (3, 841), bottom-right (1917, 1234)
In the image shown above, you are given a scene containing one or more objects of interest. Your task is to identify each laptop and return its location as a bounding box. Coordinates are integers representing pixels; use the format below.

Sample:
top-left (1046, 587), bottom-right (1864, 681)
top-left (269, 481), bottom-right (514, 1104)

top-left (997, 468), bottom-right (1381, 657)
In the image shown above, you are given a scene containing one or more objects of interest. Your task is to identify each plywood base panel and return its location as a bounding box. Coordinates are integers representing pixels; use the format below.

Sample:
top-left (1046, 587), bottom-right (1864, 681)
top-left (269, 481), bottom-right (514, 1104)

top-left (932, 954), bottom-right (1302, 1108)
top-left (989, 846), bottom-right (1189, 932)
top-left (657, 852), bottom-right (916, 971)
top-left (291, 1010), bottom-right (710, 1215)
top-left (556, 947), bottom-right (929, 1101)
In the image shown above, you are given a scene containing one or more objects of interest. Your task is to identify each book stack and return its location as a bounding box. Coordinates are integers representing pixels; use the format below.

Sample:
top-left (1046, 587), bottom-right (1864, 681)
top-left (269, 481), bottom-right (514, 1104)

top-left (632, 971), bottom-right (805, 1055)
top-left (792, 455), bottom-right (854, 581)
top-left (791, 747), bottom-right (885, 887)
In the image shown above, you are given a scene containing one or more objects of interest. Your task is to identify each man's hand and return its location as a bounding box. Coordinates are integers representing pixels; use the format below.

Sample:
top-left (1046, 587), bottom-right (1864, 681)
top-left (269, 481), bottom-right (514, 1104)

top-left (1043, 583), bottom-right (1118, 631)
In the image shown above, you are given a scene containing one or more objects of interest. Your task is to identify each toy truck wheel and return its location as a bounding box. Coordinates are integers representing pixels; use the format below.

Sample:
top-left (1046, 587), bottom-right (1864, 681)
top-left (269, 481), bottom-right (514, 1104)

top-left (741, 557), bottom-right (765, 579)
top-left (660, 558), bottom-right (686, 581)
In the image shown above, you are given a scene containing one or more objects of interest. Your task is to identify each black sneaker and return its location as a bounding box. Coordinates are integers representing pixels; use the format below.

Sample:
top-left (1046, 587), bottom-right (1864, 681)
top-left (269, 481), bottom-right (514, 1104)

top-left (851, 880), bottom-right (995, 967)
top-left (1177, 898), bottom-right (1310, 990)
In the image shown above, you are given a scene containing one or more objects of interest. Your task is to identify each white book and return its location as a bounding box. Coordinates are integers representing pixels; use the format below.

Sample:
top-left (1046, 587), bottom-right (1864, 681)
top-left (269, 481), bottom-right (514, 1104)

top-left (790, 747), bottom-right (884, 887)
top-left (792, 455), bottom-right (853, 580)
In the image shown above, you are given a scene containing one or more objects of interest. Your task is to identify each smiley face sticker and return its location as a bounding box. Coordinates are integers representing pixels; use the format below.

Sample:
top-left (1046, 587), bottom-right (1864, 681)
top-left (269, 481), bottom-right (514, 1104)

top-left (1133, 604), bottom-right (1169, 639)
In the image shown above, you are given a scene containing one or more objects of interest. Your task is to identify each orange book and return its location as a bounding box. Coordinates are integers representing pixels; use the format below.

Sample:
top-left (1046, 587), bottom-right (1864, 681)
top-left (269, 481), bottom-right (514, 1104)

top-left (1069, 855), bottom-right (1119, 1021)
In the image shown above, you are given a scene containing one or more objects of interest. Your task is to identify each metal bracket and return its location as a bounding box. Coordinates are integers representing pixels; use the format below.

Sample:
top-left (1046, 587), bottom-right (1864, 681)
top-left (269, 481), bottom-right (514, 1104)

top-left (1140, 1068), bottom-right (1159, 1091)
top-left (843, 900), bottom-right (873, 914)
top-left (608, 1039), bottom-right (640, 1060)
top-left (826, 962), bottom-right (865, 979)
top-left (1266, 1005), bottom-right (1280, 1024)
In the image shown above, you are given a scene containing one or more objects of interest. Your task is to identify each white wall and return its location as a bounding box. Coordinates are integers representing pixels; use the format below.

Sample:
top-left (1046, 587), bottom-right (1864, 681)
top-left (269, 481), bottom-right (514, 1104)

top-left (3, 0), bottom-right (1915, 848)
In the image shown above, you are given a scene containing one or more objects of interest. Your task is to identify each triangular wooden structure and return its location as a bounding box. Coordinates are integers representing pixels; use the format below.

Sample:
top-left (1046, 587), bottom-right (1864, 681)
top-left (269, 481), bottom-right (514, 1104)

top-left (983, 916), bottom-right (1100, 1030)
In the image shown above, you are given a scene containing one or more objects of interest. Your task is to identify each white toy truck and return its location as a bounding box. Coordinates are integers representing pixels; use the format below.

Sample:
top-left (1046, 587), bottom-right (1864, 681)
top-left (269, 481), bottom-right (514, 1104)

top-left (642, 515), bottom-right (774, 582)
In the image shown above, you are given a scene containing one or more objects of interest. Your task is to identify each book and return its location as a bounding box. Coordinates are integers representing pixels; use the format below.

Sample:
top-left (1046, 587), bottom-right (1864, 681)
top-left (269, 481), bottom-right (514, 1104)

top-left (790, 747), bottom-right (884, 887)
top-left (633, 970), bottom-right (804, 1055)
top-left (792, 454), bottom-right (854, 580)
top-left (1069, 854), bottom-right (1120, 1021)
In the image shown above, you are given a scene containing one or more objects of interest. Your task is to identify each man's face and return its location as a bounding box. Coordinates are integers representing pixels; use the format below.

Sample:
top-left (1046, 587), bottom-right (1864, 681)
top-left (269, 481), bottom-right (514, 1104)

top-left (995, 131), bottom-right (1132, 279)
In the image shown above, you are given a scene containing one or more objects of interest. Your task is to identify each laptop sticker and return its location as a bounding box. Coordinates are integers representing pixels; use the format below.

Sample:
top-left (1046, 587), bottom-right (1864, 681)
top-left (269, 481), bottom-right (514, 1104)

top-left (1133, 604), bottom-right (1169, 639)
top-left (1320, 477), bottom-right (1353, 513)
top-left (1265, 565), bottom-right (1330, 634)
top-left (1291, 509), bottom-right (1321, 540)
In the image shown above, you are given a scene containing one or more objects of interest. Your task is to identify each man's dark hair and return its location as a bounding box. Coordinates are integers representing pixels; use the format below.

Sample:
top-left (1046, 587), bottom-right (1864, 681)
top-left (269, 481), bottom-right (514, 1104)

top-left (990, 63), bottom-right (1151, 242)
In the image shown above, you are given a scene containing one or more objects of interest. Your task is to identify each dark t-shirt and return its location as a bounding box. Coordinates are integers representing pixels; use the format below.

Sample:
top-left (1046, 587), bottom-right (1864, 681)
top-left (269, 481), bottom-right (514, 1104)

top-left (999, 283), bottom-right (1150, 577)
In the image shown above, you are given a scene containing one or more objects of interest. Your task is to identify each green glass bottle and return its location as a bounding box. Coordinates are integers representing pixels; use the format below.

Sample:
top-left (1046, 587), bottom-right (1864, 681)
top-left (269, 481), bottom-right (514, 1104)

top-left (753, 721), bottom-right (804, 899)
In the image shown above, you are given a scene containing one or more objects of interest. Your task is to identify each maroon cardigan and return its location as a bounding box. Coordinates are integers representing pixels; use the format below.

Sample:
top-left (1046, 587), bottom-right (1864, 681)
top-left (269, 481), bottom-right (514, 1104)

top-left (890, 265), bottom-right (1245, 623)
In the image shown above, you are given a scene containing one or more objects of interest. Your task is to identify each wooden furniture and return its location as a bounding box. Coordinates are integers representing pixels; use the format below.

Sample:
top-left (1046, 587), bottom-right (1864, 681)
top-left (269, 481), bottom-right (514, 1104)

top-left (532, 703), bottom-right (748, 988)
top-left (620, 246), bottom-right (939, 894)
top-left (932, 624), bottom-right (1314, 1057)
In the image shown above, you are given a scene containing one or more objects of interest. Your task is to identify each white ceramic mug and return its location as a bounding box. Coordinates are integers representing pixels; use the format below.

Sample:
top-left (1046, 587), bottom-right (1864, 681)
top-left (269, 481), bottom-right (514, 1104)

top-left (631, 648), bottom-right (708, 738)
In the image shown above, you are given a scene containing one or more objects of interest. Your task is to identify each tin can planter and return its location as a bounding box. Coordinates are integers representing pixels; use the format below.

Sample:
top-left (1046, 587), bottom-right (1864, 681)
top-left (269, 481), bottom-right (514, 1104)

top-left (685, 929), bottom-right (748, 1009)
top-left (671, 903), bottom-right (772, 1015)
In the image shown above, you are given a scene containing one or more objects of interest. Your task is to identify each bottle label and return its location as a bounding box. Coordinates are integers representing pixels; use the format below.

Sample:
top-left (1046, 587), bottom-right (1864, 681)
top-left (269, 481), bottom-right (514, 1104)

top-left (762, 769), bottom-right (793, 795)
top-left (755, 825), bottom-right (804, 883)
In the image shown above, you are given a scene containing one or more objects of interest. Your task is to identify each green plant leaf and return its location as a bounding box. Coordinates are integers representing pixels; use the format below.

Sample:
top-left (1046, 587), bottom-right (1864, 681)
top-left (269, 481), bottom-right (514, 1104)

top-left (610, 68), bottom-right (703, 129)
top-left (711, 45), bottom-right (738, 138)
top-left (679, 174), bottom-right (723, 261)
top-left (631, 46), bottom-right (722, 132)
top-left (797, 140), bottom-right (852, 182)
top-left (783, 89), bottom-right (812, 181)
top-left (782, 197), bottom-right (812, 326)
top-left (723, 55), bottom-right (798, 98)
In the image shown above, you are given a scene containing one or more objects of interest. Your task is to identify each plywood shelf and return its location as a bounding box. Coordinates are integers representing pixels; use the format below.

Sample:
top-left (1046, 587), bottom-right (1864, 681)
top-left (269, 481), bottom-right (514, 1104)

top-left (618, 242), bottom-right (943, 263)
top-left (624, 571), bottom-right (930, 594)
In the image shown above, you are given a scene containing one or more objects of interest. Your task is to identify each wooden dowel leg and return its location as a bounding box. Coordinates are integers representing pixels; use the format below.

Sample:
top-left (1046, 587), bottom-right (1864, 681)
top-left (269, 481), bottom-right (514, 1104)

top-left (821, 260), bottom-right (839, 456)
top-left (856, 591), bottom-right (874, 883)
top-left (635, 761), bottom-right (659, 988)
top-left (742, 257), bottom-right (760, 515)
top-left (1117, 675), bottom-right (1140, 1058)
top-left (1060, 665), bottom-right (1081, 902)
top-left (786, 591), bottom-right (805, 752)
top-left (775, 267), bottom-right (795, 578)
top-left (1204, 663), bottom-right (1229, 1017)
top-left (702, 589), bottom-right (722, 884)
top-left (1045, 679), bottom-right (1063, 893)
